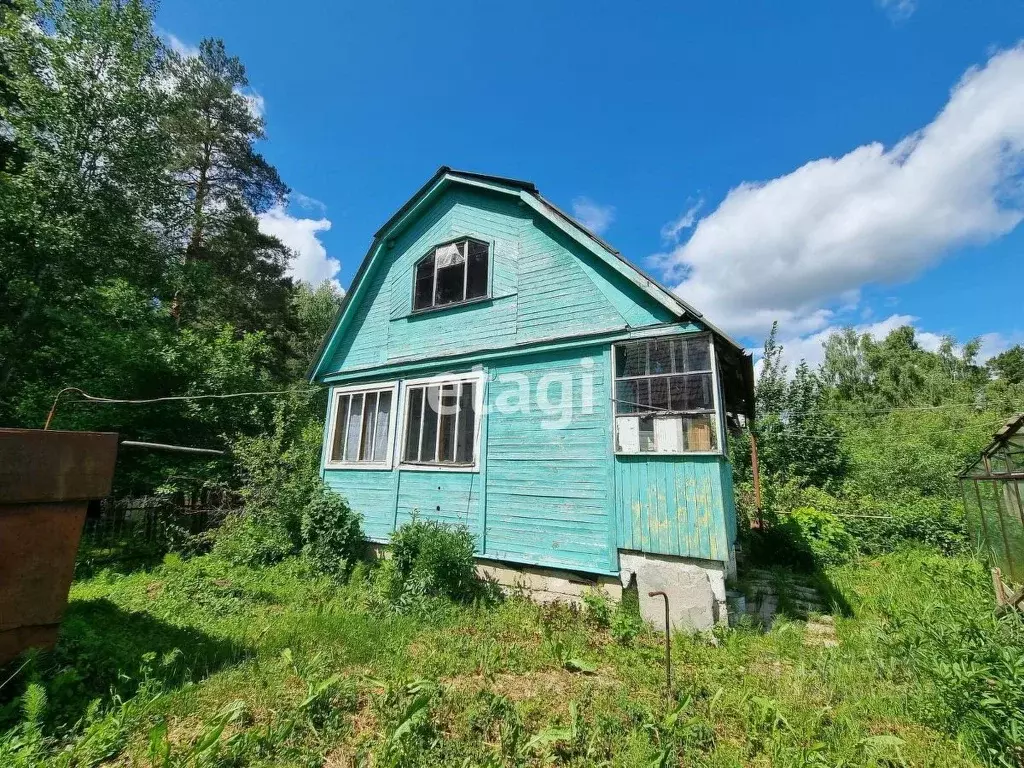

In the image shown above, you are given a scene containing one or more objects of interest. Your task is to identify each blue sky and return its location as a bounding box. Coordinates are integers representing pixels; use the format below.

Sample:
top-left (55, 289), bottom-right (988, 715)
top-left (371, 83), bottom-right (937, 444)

top-left (156, 1), bottom-right (1024, 368)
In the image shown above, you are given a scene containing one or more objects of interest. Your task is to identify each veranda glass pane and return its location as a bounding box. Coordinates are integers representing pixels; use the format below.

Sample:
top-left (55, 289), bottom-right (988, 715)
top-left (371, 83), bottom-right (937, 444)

top-left (456, 382), bottom-right (476, 463)
top-left (404, 388), bottom-right (423, 461)
top-left (650, 377), bottom-right (670, 412)
top-left (373, 391), bottom-right (392, 462)
top-left (649, 339), bottom-right (673, 375)
top-left (330, 394), bottom-right (349, 461)
top-left (420, 385), bottom-right (440, 461)
top-left (674, 336), bottom-right (711, 372)
top-left (344, 393), bottom-right (363, 461)
top-left (639, 416), bottom-right (656, 452)
top-left (669, 373), bottom-right (714, 411)
top-left (615, 342), bottom-right (646, 377)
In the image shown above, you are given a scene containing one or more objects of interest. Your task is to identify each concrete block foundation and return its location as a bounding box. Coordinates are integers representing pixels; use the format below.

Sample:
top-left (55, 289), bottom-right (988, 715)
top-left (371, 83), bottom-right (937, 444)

top-left (618, 551), bottom-right (728, 632)
top-left (476, 558), bottom-right (622, 605)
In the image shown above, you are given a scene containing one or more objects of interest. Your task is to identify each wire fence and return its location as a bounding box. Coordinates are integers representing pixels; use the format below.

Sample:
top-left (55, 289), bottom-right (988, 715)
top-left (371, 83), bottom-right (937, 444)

top-left (77, 492), bottom-right (238, 567)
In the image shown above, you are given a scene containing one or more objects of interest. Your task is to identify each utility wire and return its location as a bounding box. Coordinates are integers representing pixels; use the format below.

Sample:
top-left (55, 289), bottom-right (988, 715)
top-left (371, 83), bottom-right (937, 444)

top-left (44, 386), bottom-right (324, 429)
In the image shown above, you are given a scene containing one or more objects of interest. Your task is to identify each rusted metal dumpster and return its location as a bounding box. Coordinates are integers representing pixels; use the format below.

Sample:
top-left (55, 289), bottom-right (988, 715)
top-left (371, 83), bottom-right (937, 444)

top-left (0, 428), bottom-right (118, 665)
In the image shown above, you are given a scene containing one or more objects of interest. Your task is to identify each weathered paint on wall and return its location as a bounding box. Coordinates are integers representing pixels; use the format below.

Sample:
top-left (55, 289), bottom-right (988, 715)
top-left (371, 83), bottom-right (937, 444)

top-left (326, 186), bottom-right (674, 375)
top-left (613, 454), bottom-right (732, 563)
top-left (483, 345), bottom-right (618, 573)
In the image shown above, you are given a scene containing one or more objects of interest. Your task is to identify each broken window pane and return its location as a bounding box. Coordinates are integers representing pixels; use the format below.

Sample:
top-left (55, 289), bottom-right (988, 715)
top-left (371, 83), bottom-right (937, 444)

top-left (466, 240), bottom-right (489, 299)
top-left (435, 261), bottom-right (464, 305)
top-left (420, 385), bottom-right (440, 461)
top-left (344, 393), bottom-right (363, 461)
top-left (373, 391), bottom-right (392, 461)
top-left (404, 387), bottom-right (423, 462)
top-left (414, 256), bottom-right (434, 310)
top-left (331, 394), bottom-right (350, 462)
top-left (437, 384), bottom-right (458, 463)
top-left (616, 342), bottom-right (646, 377)
top-left (456, 382), bottom-right (476, 463)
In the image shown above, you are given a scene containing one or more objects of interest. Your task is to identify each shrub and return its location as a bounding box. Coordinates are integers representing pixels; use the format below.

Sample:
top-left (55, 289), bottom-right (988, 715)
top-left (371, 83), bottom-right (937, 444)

top-left (582, 589), bottom-right (612, 628)
top-left (214, 402), bottom-right (323, 567)
top-left (389, 519), bottom-right (479, 603)
top-left (301, 486), bottom-right (364, 580)
top-left (784, 506), bottom-right (855, 566)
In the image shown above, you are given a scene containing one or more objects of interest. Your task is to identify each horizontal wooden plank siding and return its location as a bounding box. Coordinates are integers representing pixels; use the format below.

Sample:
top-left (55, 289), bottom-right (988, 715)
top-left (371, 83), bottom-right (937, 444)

top-left (484, 345), bottom-right (617, 573)
top-left (323, 468), bottom-right (397, 541)
top-left (395, 471), bottom-right (480, 543)
top-left (614, 454), bottom-right (732, 562)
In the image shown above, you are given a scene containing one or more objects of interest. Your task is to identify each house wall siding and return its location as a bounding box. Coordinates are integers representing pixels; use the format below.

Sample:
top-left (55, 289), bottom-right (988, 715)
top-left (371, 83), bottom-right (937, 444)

top-left (613, 454), bottom-right (732, 563)
top-left (326, 186), bottom-right (673, 375)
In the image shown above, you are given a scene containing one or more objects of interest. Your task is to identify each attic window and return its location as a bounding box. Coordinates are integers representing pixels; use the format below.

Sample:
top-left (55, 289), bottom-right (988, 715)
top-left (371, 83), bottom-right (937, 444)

top-left (413, 238), bottom-right (489, 311)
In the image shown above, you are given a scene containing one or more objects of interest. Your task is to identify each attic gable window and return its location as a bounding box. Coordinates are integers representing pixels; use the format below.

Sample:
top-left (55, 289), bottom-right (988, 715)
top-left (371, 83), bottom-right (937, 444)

top-left (413, 238), bottom-right (489, 311)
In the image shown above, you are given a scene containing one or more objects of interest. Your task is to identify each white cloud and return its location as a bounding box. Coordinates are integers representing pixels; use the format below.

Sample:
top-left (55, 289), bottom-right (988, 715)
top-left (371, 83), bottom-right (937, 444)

top-left (291, 191), bottom-right (327, 215)
top-left (164, 31), bottom-right (199, 58)
top-left (878, 0), bottom-right (917, 22)
top-left (660, 198), bottom-right (703, 244)
top-left (658, 44), bottom-right (1024, 340)
top-left (257, 203), bottom-right (340, 287)
top-left (571, 197), bottom-right (615, 235)
top-left (239, 89), bottom-right (265, 119)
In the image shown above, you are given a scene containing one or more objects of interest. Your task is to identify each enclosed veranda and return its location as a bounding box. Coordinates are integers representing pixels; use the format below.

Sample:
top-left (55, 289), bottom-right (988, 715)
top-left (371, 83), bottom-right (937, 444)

top-left (960, 414), bottom-right (1024, 591)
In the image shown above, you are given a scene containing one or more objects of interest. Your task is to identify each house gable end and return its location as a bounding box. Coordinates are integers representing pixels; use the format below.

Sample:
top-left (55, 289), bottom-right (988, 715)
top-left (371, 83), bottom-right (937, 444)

top-left (312, 171), bottom-right (698, 381)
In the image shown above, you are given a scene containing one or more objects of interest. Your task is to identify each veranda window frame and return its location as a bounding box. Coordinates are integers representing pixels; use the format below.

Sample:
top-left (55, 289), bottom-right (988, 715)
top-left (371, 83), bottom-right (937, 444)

top-left (411, 236), bottom-right (491, 314)
top-left (398, 370), bottom-right (486, 472)
top-left (324, 381), bottom-right (400, 470)
top-left (610, 332), bottom-right (724, 456)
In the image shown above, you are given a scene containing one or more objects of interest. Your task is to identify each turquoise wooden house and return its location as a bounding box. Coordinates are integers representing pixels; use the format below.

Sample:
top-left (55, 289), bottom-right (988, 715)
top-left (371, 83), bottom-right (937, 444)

top-left (309, 168), bottom-right (754, 628)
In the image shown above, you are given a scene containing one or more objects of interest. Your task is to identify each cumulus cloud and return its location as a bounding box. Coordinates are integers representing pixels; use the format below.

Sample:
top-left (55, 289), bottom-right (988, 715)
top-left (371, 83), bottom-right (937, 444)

top-left (571, 197), bottom-right (615, 235)
top-left (658, 44), bottom-right (1024, 340)
top-left (163, 31), bottom-right (199, 58)
top-left (257, 203), bottom-right (340, 287)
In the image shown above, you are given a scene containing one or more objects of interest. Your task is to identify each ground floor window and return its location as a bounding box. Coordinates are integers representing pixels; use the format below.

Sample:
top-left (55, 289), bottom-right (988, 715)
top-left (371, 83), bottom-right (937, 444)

top-left (326, 382), bottom-right (398, 467)
top-left (401, 372), bottom-right (482, 468)
top-left (612, 334), bottom-right (721, 453)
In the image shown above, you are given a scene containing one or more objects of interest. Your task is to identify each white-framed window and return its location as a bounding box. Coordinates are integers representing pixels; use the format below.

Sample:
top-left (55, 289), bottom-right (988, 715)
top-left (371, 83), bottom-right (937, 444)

top-left (325, 382), bottom-right (399, 469)
top-left (612, 334), bottom-right (722, 454)
top-left (413, 237), bottom-right (490, 312)
top-left (399, 371), bottom-right (484, 471)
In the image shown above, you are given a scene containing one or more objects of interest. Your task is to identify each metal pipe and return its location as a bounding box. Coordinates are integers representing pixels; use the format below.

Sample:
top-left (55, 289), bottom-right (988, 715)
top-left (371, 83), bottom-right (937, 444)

top-left (119, 440), bottom-right (225, 456)
top-left (648, 590), bottom-right (672, 700)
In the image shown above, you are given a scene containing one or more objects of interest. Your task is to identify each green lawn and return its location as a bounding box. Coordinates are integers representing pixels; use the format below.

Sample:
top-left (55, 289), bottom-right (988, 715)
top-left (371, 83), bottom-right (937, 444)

top-left (0, 550), bottom-right (1002, 766)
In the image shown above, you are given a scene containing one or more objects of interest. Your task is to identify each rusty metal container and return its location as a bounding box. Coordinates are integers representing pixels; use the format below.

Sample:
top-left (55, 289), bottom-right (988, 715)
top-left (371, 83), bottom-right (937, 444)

top-left (0, 428), bottom-right (118, 665)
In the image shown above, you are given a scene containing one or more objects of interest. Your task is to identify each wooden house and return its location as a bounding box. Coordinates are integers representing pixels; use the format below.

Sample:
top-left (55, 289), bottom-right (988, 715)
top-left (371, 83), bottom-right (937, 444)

top-left (309, 168), bottom-right (754, 628)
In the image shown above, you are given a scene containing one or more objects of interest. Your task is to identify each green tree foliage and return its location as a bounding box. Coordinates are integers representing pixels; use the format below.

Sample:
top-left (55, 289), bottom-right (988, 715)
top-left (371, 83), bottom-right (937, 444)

top-left (988, 344), bottom-right (1024, 386)
top-left (743, 320), bottom-right (1023, 565)
top-left (0, 0), bottom-right (339, 497)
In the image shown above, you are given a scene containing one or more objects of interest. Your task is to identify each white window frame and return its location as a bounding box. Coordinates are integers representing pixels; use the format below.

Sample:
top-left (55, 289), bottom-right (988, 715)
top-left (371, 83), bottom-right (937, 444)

top-left (609, 332), bottom-right (724, 457)
top-left (324, 381), bottom-right (400, 470)
top-left (397, 369), bottom-right (485, 472)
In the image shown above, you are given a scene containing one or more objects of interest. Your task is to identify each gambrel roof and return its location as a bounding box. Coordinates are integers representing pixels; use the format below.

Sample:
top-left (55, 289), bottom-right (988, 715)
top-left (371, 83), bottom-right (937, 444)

top-left (308, 166), bottom-right (749, 395)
